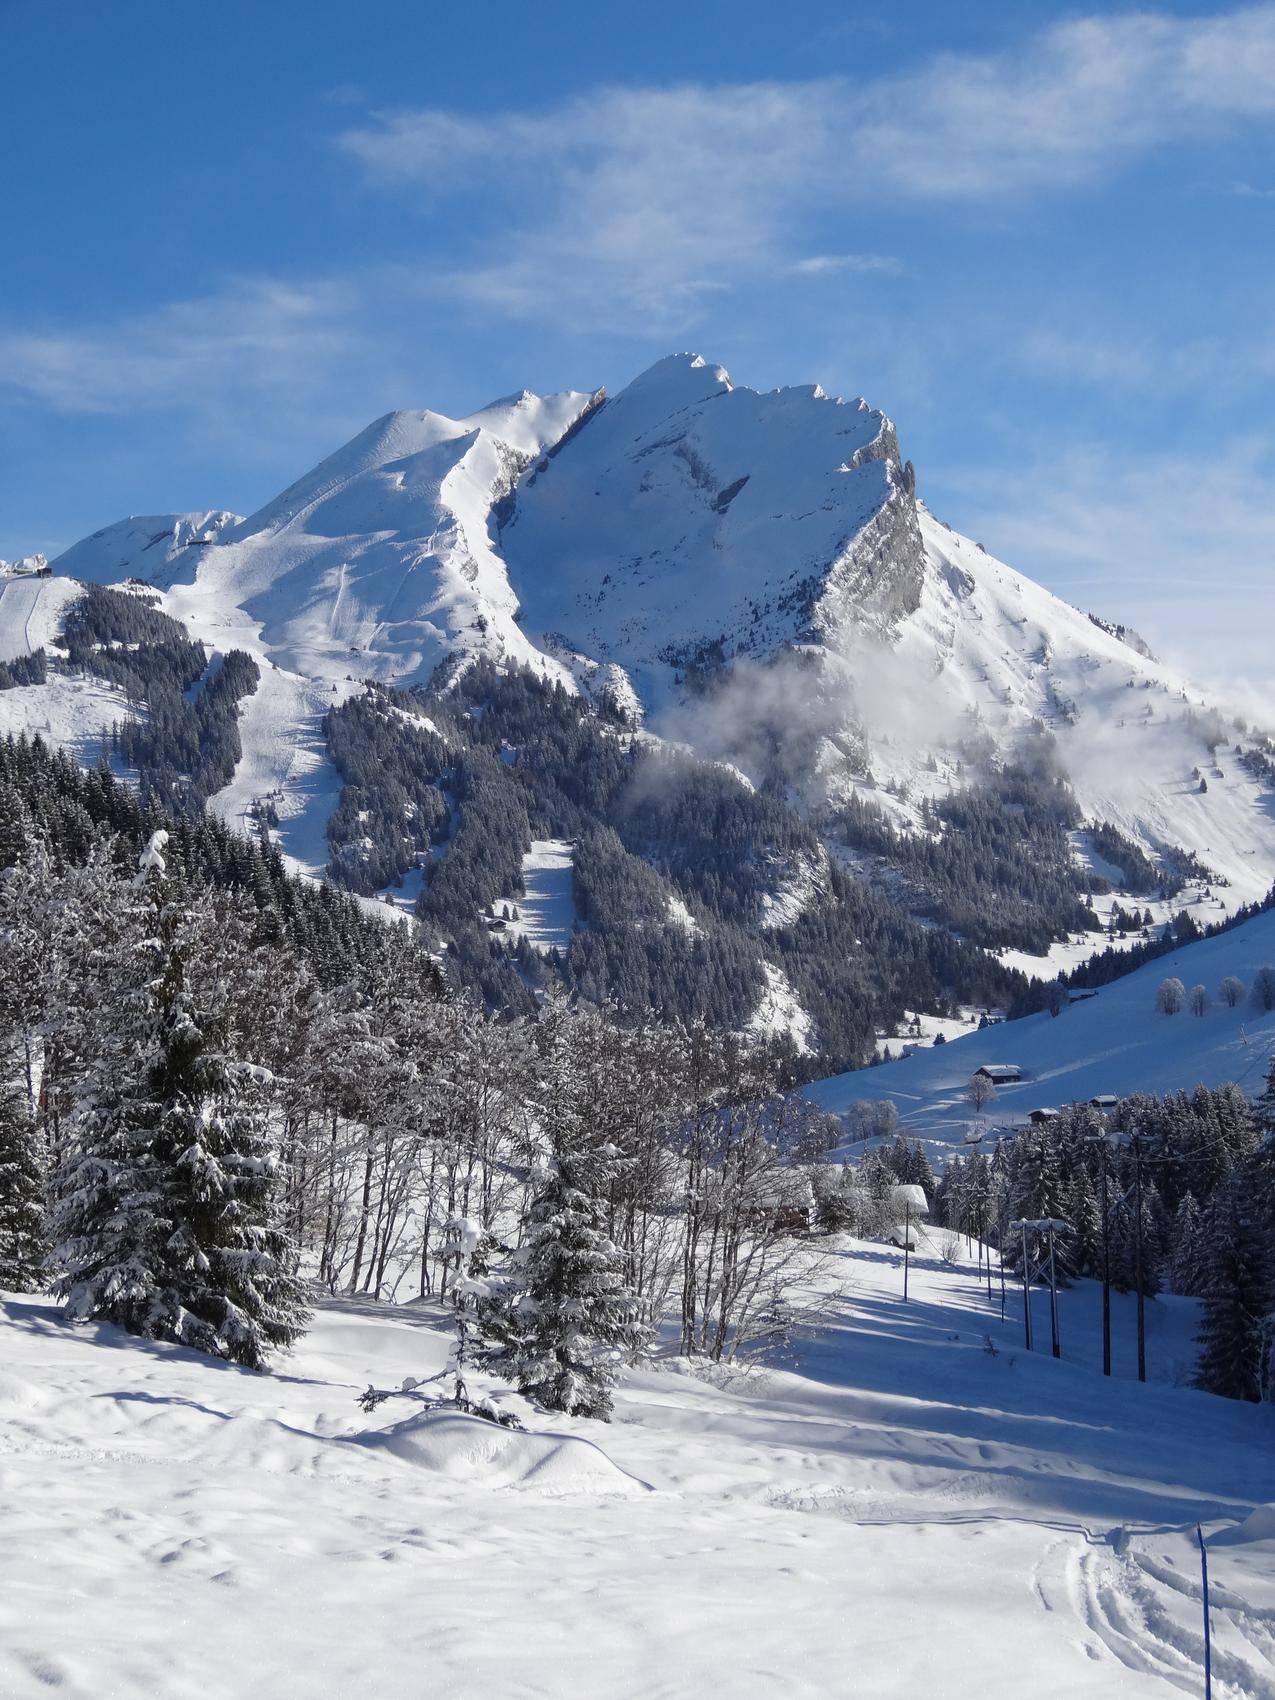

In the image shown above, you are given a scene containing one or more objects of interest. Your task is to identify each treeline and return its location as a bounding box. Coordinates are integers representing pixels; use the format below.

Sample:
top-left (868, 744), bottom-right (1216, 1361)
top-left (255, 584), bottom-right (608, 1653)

top-left (322, 665), bottom-right (1029, 1069)
top-left (829, 739), bottom-right (1102, 954)
top-left (0, 650), bottom-right (47, 690)
top-left (1010, 884), bottom-right (1275, 1017)
top-left (60, 585), bottom-right (260, 812)
top-left (934, 1085), bottom-right (1275, 1401)
top-left (0, 731), bottom-right (408, 984)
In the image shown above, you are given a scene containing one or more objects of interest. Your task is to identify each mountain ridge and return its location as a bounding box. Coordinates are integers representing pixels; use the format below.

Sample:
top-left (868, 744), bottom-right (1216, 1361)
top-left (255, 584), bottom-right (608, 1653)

top-left (3, 351), bottom-right (1274, 1068)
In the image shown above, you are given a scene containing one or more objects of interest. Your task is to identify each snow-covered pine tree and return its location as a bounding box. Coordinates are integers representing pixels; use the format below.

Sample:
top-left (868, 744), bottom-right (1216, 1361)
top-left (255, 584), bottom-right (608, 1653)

top-left (1169, 1193), bottom-right (1206, 1296)
top-left (1063, 1165), bottom-right (1102, 1280)
top-left (0, 853), bottom-right (48, 1291)
top-left (1256, 1053), bottom-right (1275, 1140)
top-left (482, 1142), bottom-right (649, 1420)
top-left (1193, 1177), bottom-right (1275, 1402)
top-left (0, 1058), bottom-right (45, 1291)
top-left (50, 832), bottom-right (308, 1367)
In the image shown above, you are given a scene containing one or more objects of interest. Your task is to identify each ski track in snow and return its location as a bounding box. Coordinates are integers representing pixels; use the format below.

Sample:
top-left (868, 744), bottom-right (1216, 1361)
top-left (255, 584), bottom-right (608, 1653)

top-left (3, 1239), bottom-right (1273, 1698)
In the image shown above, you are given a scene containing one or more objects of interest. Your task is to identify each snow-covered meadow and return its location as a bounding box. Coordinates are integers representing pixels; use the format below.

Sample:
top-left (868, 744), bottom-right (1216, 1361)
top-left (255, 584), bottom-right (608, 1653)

top-left (808, 903), bottom-right (1275, 1156)
top-left (3, 1234), bottom-right (1273, 1699)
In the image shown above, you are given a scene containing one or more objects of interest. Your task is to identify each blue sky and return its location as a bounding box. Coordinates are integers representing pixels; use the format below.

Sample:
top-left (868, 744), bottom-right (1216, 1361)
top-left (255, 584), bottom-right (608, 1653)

top-left (3, 0), bottom-right (1274, 698)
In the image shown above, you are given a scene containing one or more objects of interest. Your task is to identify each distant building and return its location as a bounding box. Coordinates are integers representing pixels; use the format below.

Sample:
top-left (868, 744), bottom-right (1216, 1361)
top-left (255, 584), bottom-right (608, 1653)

top-left (974, 1064), bottom-right (1022, 1084)
top-left (1027, 1107), bottom-right (1059, 1125)
top-left (1089, 1093), bottom-right (1120, 1111)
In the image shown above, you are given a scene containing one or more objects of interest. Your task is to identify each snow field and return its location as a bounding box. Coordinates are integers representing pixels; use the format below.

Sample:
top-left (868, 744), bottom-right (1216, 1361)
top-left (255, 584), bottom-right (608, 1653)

top-left (806, 904), bottom-right (1275, 1152)
top-left (499, 837), bottom-right (578, 952)
top-left (3, 1232), bottom-right (1273, 1698)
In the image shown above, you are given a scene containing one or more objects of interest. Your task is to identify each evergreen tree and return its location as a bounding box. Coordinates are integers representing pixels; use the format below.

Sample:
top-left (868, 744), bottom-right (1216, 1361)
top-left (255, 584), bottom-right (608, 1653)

top-left (1064, 1165), bottom-right (1102, 1280)
top-left (1256, 1054), bottom-right (1275, 1140)
top-left (482, 1143), bottom-right (649, 1419)
top-left (1169, 1194), bottom-right (1206, 1296)
top-left (0, 1068), bottom-right (45, 1291)
top-left (49, 833), bottom-right (308, 1367)
top-left (1193, 1178), bottom-right (1275, 1402)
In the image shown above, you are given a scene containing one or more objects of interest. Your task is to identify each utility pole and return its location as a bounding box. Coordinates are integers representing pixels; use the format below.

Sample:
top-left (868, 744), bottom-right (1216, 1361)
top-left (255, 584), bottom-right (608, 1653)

top-left (1010, 1219), bottom-right (1071, 1358)
top-left (1086, 1130), bottom-right (1114, 1377)
top-left (903, 1198), bottom-right (911, 1302)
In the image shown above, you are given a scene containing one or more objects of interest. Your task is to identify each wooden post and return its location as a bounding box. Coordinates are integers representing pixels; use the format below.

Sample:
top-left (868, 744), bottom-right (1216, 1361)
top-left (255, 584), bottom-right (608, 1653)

top-left (903, 1200), bottom-right (911, 1302)
top-left (1020, 1222), bottom-right (1033, 1351)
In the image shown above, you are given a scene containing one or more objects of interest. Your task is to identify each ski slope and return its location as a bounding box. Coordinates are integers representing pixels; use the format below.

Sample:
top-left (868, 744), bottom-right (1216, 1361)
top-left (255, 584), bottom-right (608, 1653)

top-left (3, 1235), bottom-right (1273, 1699)
top-left (500, 837), bottom-right (577, 952)
top-left (806, 904), bottom-right (1275, 1150)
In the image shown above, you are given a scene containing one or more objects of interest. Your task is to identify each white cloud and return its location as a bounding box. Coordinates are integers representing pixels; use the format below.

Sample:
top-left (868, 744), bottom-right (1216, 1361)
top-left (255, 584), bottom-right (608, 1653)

top-left (0, 278), bottom-right (365, 417)
top-left (939, 438), bottom-right (1275, 700)
top-left (791, 254), bottom-right (902, 276)
top-left (337, 7), bottom-right (1275, 326)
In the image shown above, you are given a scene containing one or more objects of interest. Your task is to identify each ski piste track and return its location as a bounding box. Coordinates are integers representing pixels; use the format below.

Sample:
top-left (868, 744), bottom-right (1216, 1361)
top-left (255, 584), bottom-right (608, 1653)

top-left (1036, 1529), bottom-right (1275, 1697)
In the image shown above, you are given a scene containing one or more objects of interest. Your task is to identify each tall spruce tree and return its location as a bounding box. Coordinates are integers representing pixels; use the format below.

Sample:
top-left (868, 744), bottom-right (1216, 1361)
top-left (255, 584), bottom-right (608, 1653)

top-left (0, 1066), bottom-right (45, 1291)
top-left (481, 1142), bottom-right (649, 1419)
top-left (50, 833), bottom-right (308, 1367)
top-left (1193, 1177), bottom-right (1275, 1402)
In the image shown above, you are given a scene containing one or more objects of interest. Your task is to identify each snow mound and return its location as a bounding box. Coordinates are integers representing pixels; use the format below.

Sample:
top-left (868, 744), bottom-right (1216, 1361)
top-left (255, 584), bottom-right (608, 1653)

top-left (0, 1366), bottom-right (46, 1412)
top-left (352, 1408), bottom-right (648, 1495)
top-left (1222, 1504), bottom-right (1275, 1545)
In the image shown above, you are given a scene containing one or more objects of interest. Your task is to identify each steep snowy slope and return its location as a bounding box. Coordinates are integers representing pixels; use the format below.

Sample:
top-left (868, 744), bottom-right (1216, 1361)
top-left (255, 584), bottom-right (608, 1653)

top-left (502, 352), bottom-right (922, 710)
top-left (832, 509), bottom-right (1275, 910)
top-left (0, 573), bottom-right (80, 660)
top-left (145, 389), bottom-right (599, 686)
top-left (53, 511), bottom-right (241, 584)
top-left (804, 903), bottom-right (1275, 1146)
top-left (0, 573), bottom-right (137, 762)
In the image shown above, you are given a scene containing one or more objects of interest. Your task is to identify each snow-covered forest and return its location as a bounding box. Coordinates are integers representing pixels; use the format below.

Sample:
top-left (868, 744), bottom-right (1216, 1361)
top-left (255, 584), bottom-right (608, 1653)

top-left (5, 724), bottom-right (1275, 1416)
top-left (0, 732), bottom-right (844, 1392)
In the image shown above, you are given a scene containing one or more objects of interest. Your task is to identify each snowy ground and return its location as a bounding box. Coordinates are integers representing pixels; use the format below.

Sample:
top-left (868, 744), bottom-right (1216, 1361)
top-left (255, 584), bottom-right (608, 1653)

top-left (0, 575), bottom-right (79, 660)
top-left (204, 662), bottom-right (357, 879)
top-left (500, 838), bottom-right (577, 951)
top-left (0, 672), bottom-right (138, 766)
top-left (806, 905), bottom-right (1275, 1154)
top-left (3, 1237), bottom-right (1273, 1699)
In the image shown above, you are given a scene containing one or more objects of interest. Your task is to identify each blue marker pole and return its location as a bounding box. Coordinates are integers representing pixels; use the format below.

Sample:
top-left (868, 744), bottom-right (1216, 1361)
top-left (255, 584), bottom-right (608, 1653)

top-left (1196, 1524), bottom-right (1212, 1700)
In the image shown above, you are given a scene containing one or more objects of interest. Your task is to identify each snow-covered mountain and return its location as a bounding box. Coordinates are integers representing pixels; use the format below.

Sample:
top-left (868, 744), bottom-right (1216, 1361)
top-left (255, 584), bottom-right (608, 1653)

top-left (4, 351), bottom-right (1274, 1014)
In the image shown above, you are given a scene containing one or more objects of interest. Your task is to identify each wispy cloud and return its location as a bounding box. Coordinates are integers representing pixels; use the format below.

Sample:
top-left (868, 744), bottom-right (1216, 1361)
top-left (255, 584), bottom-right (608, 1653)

top-left (791, 254), bottom-right (902, 277)
top-left (0, 278), bottom-right (366, 417)
top-left (337, 7), bottom-right (1275, 326)
top-left (942, 438), bottom-right (1275, 700)
top-left (1020, 323), bottom-right (1275, 395)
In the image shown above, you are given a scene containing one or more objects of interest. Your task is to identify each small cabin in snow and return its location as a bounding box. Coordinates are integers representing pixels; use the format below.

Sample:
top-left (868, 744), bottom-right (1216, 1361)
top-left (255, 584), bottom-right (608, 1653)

top-left (1027, 1107), bottom-right (1059, 1125)
top-left (1089, 1094), bottom-right (1120, 1112)
top-left (974, 1064), bottom-right (1022, 1085)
